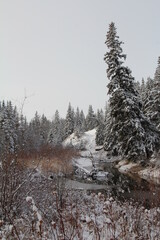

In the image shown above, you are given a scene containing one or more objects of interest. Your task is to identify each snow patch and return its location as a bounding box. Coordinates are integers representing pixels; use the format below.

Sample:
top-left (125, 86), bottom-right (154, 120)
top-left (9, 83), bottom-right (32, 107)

top-left (116, 161), bottom-right (138, 174)
top-left (63, 129), bottom-right (96, 153)
top-left (139, 167), bottom-right (160, 184)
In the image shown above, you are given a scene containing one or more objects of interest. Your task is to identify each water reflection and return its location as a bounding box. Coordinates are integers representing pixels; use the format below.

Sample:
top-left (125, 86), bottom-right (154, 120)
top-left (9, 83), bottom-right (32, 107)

top-left (73, 161), bottom-right (160, 209)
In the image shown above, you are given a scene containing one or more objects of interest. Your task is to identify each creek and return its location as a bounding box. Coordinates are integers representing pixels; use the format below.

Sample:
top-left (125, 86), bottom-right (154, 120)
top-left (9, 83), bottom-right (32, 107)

top-left (66, 161), bottom-right (160, 209)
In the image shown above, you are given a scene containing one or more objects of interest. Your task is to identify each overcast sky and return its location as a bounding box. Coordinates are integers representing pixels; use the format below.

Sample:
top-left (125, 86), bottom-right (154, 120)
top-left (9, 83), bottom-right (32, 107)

top-left (1, 0), bottom-right (160, 120)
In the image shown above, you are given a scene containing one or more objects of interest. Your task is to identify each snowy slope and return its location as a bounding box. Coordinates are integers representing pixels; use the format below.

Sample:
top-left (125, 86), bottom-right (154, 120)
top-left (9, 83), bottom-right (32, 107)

top-left (63, 129), bottom-right (97, 173)
top-left (63, 129), bottom-right (111, 175)
top-left (63, 129), bottom-right (96, 153)
top-left (63, 128), bottom-right (108, 160)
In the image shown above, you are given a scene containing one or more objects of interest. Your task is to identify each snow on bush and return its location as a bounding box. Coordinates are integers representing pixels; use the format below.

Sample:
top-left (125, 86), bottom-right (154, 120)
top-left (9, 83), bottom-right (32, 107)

top-left (1, 190), bottom-right (160, 239)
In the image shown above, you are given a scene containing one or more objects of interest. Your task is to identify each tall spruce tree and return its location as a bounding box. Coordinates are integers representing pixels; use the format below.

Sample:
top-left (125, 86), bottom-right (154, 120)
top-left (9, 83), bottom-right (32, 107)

top-left (152, 57), bottom-right (160, 130)
top-left (86, 105), bottom-right (97, 131)
top-left (96, 109), bottom-right (105, 146)
top-left (52, 110), bottom-right (63, 145)
top-left (0, 101), bottom-right (21, 162)
top-left (40, 114), bottom-right (51, 145)
top-left (18, 114), bottom-right (29, 152)
top-left (143, 77), bottom-right (154, 116)
top-left (103, 22), bottom-right (160, 161)
top-left (74, 107), bottom-right (82, 137)
top-left (64, 103), bottom-right (74, 138)
top-left (79, 110), bottom-right (86, 133)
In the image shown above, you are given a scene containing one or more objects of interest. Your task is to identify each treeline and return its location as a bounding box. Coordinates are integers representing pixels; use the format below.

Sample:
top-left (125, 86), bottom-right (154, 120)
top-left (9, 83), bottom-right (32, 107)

top-left (0, 101), bottom-right (105, 158)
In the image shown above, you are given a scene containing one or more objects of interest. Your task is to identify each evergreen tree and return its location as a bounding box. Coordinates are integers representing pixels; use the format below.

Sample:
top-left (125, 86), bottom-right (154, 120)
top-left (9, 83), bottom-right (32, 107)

top-left (64, 103), bottom-right (74, 138)
top-left (48, 129), bottom-right (54, 144)
top-left (52, 110), bottom-right (63, 145)
top-left (144, 57), bottom-right (160, 130)
top-left (143, 77), bottom-right (154, 115)
top-left (40, 114), bottom-right (51, 145)
top-left (95, 109), bottom-right (105, 146)
top-left (104, 102), bottom-right (109, 122)
top-left (86, 105), bottom-right (97, 131)
top-left (96, 109), bottom-right (104, 124)
top-left (135, 81), bottom-right (141, 95)
top-left (79, 110), bottom-right (86, 133)
top-left (140, 78), bottom-right (145, 104)
top-left (59, 118), bottom-right (66, 141)
top-left (29, 111), bottom-right (41, 150)
top-left (96, 121), bottom-right (105, 146)
top-left (0, 101), bottom-right (19, 158)
top-left (74, 107), bottom-right (81, 137)
top-left (103, 22), bottom-right (160, 161)
top-left (18, 114), bottom-right (29, 152)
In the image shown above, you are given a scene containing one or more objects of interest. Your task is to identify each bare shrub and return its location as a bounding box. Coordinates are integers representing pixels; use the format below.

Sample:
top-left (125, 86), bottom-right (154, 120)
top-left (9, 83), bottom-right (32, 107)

top-left (1, 189), bottom-right (160, 239)
top-left (0, 151), bottom-right (29, 222)
top-left (1, 145), bottom-right (160, 239)
top-left (17, 145), bottom-right (79, 175)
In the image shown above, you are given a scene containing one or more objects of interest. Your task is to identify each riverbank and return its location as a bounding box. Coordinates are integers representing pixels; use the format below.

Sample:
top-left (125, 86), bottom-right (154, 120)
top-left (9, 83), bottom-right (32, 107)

top-left (63, 128), bottom-right (160, 186)
top-left (115, 159), bottom-right (160, 185)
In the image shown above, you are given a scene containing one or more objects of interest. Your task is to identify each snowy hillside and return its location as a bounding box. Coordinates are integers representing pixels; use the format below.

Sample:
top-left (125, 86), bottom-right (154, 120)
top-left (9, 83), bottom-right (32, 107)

top-left (63, 129), bottom-right (111, 177)
top-left (63, 128), bottom-right (108, 160)
top-left (63, 129), bottom-right (96, 153)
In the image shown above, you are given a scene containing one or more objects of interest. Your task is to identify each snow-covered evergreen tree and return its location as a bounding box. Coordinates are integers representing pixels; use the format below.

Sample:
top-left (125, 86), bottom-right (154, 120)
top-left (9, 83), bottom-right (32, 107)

top-left (28, 111), bottom-right (42, 150)
top-left (18, 114), bottom-right (29, 152)
top-left (103, 22), bottom-right (160, 161)
top-left (64, 103), bottom-right (74, 138)
top-left (96, 121), bottom-right (105, 146)
top-left (152, 57), bottom-right (160, 130)
top-left (79, 110), bottom-right (86, 133)
top-left (86, 105), bottom-right (97, 131)
top-left (0, 101), bottom-right (19, 157)
top-left (96, 109), bottom-right (105, 145)
top-left (96, 109), bottom-right (104, 124)
top-left (143, 77), bottom-right (154, 114)
top-left (74, 107), bottom-right (81, 137)
top-left (140, 78), bottom-right (145, 105)
top-left (135, 81), bottom-right (141, 95)
top-left (144, 57), bottom-right (160, 130)
top-left (40, 114), bottom-right (51, 145)
top-left (52, 110), bottom-right (63, 145)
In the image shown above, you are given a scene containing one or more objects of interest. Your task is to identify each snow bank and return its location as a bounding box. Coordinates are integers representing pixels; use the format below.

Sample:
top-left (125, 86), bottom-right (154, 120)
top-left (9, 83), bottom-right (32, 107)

top-left (139, 167), bottom-right (160, 185)
top-left (74, 157), bottom-right (93, 173)
top-left (63, 128), bottom-right (109, 162)
top-left (118, 162), bottom-right (138, 174)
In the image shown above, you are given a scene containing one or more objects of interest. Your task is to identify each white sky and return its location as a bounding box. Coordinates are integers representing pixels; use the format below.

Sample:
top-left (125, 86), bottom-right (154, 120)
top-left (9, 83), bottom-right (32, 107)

top-left (1, 0), bottom-right (160, 120)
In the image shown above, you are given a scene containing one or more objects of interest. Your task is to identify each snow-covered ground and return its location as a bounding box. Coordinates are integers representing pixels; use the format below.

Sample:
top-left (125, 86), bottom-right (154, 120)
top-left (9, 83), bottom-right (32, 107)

top-left (74, 157), bottom-right (93, 174)
top-left (1, 190), bottom-right (160, 239)
top-left (115, 160), bottom-right (139, 174)
top-left (63, 129), bottom-right (97, 155)
top-left (139, 167), bottom-right (160, 185)
top-left (63, 129), bottom-right (97, 174)
top-left (116, 159), bottom-right (160, 185)
top-left (63, 129), bottom-right (111, 175)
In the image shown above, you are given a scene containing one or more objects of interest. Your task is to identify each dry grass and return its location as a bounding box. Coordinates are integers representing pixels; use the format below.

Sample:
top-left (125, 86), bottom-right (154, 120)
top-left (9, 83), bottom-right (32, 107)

top-left (17, 145), bottom-right (79, 175)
